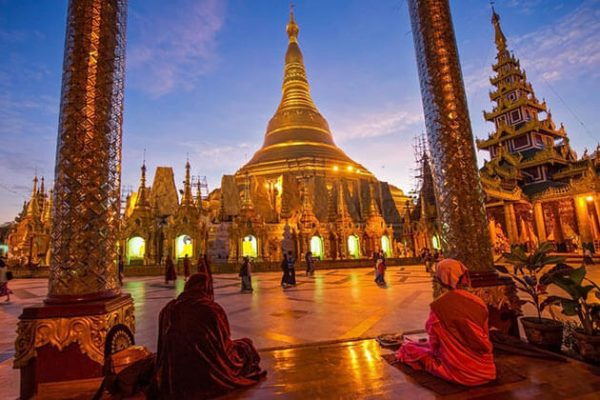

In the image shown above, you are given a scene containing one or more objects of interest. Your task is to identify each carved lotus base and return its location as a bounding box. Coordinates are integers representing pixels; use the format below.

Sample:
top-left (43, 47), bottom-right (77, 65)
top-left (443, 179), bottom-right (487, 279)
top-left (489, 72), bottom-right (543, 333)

top-left (14, 294), bottom-right (134, 399)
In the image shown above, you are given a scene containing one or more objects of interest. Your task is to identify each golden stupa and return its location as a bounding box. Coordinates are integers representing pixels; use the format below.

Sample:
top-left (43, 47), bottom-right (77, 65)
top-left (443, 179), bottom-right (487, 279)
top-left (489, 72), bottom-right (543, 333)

top-left (238, 9), bottom-right (372, 179)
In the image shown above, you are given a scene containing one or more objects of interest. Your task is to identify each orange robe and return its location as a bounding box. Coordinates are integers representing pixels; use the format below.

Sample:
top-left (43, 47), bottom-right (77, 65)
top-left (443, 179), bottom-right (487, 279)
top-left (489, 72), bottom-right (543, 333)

top-left (396, 290), bottom-right (496, 386)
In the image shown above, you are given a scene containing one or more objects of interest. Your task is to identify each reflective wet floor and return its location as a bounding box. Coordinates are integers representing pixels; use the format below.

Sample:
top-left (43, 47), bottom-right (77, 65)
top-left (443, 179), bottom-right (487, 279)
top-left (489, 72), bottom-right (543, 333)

top-left (2, 265), bottom-right (600, 399)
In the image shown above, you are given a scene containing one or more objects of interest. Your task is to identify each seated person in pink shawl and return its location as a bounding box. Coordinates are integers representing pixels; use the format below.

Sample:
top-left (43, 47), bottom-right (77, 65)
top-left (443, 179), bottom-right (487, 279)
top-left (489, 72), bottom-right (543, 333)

top-left (156, 263), bottom-right (266, 399)
top-left (396, 258), bottom-right (496, 386)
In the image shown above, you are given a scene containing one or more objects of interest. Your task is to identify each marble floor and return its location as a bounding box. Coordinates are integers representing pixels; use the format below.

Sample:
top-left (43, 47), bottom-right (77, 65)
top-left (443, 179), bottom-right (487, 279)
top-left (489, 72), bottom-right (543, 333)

top-left (2, 264), bottom-right (600, 399)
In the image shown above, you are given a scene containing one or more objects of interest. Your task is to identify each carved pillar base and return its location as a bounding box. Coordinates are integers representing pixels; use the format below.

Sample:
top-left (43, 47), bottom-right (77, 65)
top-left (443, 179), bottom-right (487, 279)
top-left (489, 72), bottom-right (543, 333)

top-left (14, 294), bottom-right (135, 399)
top-left (433, 270), bottom-right (521, 336)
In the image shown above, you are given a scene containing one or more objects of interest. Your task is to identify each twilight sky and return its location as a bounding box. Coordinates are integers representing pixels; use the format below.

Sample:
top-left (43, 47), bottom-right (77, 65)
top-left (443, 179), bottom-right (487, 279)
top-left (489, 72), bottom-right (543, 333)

top-left (1, 0), bottom-right (599, 224)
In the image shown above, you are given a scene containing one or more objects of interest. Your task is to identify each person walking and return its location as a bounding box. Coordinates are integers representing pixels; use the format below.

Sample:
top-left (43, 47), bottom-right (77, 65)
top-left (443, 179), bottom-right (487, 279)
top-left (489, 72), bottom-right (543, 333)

top-left (165, 256), bottom-right (177, 285)
top-left (286, 251), bottom-right (296, 286)
top-left (305, 251), bottom-right (315, 277)
top-left (0, 256), bottom-right (12, 302)
top-left (183, 254), bottom-right (191, 281)
top-left (240, 256), bottom-right (253, 293)
top-left (280, 253), bottom-right (291, 288)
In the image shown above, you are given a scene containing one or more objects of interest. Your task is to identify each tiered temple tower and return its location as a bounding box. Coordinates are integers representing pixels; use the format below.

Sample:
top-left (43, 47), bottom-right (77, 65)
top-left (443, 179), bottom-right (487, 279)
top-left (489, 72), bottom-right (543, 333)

top-left (477, 9), bottom-right (600, 253)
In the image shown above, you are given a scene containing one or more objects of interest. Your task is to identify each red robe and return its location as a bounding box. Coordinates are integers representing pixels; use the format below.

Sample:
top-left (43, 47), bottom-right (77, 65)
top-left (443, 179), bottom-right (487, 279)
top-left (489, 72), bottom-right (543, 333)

top-left (156, 273), bottom-right (265, 399)
top-left (396, 290), bottom-right (496, 386)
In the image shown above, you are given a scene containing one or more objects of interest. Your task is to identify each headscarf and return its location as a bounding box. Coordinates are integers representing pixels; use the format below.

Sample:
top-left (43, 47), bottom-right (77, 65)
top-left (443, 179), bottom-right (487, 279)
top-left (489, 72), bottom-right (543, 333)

top-left (435, 258), bottom-right (470, 289)
top-left (181, 266), bottom-right (214, 302)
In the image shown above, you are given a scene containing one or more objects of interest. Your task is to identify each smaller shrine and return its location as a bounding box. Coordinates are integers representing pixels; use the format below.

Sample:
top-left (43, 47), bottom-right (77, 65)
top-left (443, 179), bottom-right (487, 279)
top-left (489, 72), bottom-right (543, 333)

top-left (476, 10), bottom-right (600, 254)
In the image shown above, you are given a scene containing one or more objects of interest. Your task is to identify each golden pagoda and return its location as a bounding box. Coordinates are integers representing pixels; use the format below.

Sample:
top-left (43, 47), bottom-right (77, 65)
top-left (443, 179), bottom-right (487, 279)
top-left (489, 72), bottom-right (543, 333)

top-left (238, 8), bottom-right (372, 179)
top-left (476, 9), bottom-right (600, 254)
top-left (6, 9), bottom-right (414, 266)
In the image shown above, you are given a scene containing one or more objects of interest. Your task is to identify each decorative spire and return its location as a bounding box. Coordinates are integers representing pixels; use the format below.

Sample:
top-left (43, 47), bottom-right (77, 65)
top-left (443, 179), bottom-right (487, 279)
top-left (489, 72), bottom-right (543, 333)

top-left (491, 8), bottom-right (507, 53)
top-left (240, 173), bottom-right (254, 212)
top-left (368, 183), bottom-right (381, 218)
top-left (42, 189), bottom-right (53, 224)
top-left (134, 161), bottom-right (150, 211)
top-left (286, 4), bottom-right (299, 44)
top-left (39, 177), bottom-right (45, 196)
top-left (181, 160), bottom-right (194, 207)
top-left (31, 175), bottom-right (38, 198)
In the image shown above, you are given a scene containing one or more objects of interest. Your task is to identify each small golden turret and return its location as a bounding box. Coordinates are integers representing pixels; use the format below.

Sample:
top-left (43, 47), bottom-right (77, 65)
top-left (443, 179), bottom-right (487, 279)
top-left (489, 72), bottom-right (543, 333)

top-left (181, 160), bottom-right (195, 207)
top-left (134, 162), bottom-right (151, 211)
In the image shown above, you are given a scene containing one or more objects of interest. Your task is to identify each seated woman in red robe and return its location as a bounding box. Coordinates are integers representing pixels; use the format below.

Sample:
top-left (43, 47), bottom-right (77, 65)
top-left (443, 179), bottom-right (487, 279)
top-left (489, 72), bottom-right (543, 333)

top-left (156, 262), bottom-right (266, 399)
top-left (396, 258), bottom-right (496, 386)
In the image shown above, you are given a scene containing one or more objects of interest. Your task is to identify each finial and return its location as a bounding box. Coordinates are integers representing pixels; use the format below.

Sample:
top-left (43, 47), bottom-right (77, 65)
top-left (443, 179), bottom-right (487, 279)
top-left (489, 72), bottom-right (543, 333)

top-left (287, 3), bottom-right (299, 43)
top-left (491, 4), bottom-right (507, 52)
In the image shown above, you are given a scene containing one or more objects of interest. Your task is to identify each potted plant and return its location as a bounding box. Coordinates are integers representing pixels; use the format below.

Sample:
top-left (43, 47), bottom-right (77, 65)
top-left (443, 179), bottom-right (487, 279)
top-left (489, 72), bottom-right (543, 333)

top-left (495, 242), bottom-right (566, 351)
top-left (544, 265), bottom-right (600, 363)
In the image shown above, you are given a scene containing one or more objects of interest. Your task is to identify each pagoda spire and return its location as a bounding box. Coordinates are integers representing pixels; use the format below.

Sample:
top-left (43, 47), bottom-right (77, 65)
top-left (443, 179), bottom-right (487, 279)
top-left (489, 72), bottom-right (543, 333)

top-left (240, 173), bottom-right (254, 213)
top-left (195, 179), bottom-right (204, 211)
top-left (491, 8), bottom-right (507, 53)
top-left (26, 175), bottom-right (40, 217)
top-left (181, 160), bottom-right (194, 207)
top-left (368, 183), bottom-right (381, 218)
top-left (134, 161), bottom-right (150, 211)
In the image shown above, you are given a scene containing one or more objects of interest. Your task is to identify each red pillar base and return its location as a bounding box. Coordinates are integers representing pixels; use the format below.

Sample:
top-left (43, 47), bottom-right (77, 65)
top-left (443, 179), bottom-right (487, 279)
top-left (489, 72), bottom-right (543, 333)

top-left (14, 294), bottom-right (135, 399)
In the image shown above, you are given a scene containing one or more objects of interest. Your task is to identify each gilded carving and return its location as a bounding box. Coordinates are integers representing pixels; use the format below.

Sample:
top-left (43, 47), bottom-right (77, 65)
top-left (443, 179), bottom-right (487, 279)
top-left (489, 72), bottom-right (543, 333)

top-left (407, 0), bottom-right (494, 271)
top-left (14, 302), bottom-right (135, 368)
top-left (48, 0), bottom-right (128, 299)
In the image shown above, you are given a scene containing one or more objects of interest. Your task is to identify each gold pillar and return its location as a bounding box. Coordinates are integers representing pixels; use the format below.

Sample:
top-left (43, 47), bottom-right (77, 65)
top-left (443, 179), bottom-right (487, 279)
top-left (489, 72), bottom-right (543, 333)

top-left (503, 202), bottom-right (518, 244)
top-left (407, 0), bottom-right (493, 271)
top-left (15, 1), bottom-right (133, 397)
top-left (533, 202), bottom-right (547, 243)
top-left (575, 196), bottom-right (594, 248)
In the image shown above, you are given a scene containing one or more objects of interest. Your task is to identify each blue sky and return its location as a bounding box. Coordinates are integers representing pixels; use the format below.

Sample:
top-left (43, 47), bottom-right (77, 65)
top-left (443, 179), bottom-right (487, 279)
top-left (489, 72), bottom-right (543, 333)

top-left (1, 0), bottom-right (599, 223)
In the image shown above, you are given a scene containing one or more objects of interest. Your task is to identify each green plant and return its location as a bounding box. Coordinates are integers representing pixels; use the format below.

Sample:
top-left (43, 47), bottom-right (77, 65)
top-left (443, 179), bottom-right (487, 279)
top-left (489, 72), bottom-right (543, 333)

top-left (543, 265), bottom-right (600, 336)
top-left (495, 242), bottom-right (566, 321)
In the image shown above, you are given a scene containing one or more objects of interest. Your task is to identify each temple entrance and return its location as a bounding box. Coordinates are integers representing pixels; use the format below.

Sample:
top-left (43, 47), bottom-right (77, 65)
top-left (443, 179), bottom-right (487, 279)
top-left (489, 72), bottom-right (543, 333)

top-left (381, 235), bottom-right (392, 257)
top-left (127, 236), bottom-right (145, 264)
top-left (176, 234), bottom-right (193, 259)
top-left (242, 235), bottom-right (258, 258)
top-left (310, 235), bottom-right (324, 259)
top-left (347, 235), bottom-right (360, 259)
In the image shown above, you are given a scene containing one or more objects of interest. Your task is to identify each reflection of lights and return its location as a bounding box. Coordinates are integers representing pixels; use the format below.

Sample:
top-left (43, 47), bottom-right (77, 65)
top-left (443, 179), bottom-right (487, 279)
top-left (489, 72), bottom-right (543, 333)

top-left (587, 195), bottom-right (594, 203)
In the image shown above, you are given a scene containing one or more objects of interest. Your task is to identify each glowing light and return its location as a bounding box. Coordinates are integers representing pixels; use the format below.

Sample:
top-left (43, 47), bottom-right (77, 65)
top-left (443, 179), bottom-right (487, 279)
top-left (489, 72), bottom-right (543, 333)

top-left (127, 236), bottom-right (145, 262)
top-left (333, 165), bottom-right (339, 172)
top-left (347, 165), bottom-right (353, 172)
top-left (381, 235), bottom-right (391, 257)
top-left (347, 235), bottom-right (360, 259)
top-left (176, 234), bottom-right (193, 258)
top-left (310, 236), bottom-right (324, 259)
top-left (587, 195), bottom-right (594, 203)
top-left (242, 235), bottom-right (258, 258)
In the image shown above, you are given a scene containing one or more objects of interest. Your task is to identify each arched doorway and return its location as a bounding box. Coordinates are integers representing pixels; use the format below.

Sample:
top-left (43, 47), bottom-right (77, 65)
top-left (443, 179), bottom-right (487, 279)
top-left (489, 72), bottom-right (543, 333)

top-left (127, 236), bottom-right (145, 264)
top-left (432, 234), bottom-right (441, 250)
top-left (242, 235), bottom-right (258, 258)
top-left (381, 235), bottom-right (392, 257)
top-left (176, 234), bottom-right (193, 259)
top-left (347, 234), bottom-right (360, 259)
top-left (310, 235), bottom-right (324, 259)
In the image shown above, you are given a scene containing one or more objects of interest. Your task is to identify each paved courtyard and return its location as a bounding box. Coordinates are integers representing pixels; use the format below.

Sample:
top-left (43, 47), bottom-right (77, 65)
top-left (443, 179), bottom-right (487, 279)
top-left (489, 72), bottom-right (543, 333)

top-left (2, 264), bottom-right (600, 399)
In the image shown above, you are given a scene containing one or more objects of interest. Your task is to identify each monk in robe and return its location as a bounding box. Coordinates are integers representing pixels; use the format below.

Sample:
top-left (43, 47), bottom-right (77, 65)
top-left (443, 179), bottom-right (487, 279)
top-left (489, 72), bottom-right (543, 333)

top-left (396, 258), bottom-right (496, 386)
top-left (156, 261), bottom-right (265, 399)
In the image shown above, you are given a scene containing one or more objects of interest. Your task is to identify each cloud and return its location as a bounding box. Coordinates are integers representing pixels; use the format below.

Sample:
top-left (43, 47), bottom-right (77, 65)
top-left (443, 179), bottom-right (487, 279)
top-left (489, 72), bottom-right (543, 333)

top-left (127, 0), bottom-right (226, 97)
top-left (511, 0), bottom-right (600, 82)
top-left (330, 104), bottom-right (424, 143)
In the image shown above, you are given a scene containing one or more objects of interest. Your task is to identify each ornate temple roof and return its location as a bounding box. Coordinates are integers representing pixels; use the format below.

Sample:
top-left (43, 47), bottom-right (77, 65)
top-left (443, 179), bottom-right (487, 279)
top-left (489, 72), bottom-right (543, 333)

top-left (237, 9), bottom-right (371, 179)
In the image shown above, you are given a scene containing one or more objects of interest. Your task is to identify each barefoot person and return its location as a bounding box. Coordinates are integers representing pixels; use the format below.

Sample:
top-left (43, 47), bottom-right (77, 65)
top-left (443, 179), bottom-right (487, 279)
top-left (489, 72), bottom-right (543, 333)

top-left (164, 256), bottom-right (176, 285)
top-left (396, 258), bottom-right (496, 386)
top-left (240, 256), bottom-right (253, 293)
top-left (156, 262), bottom-right (265, 399)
